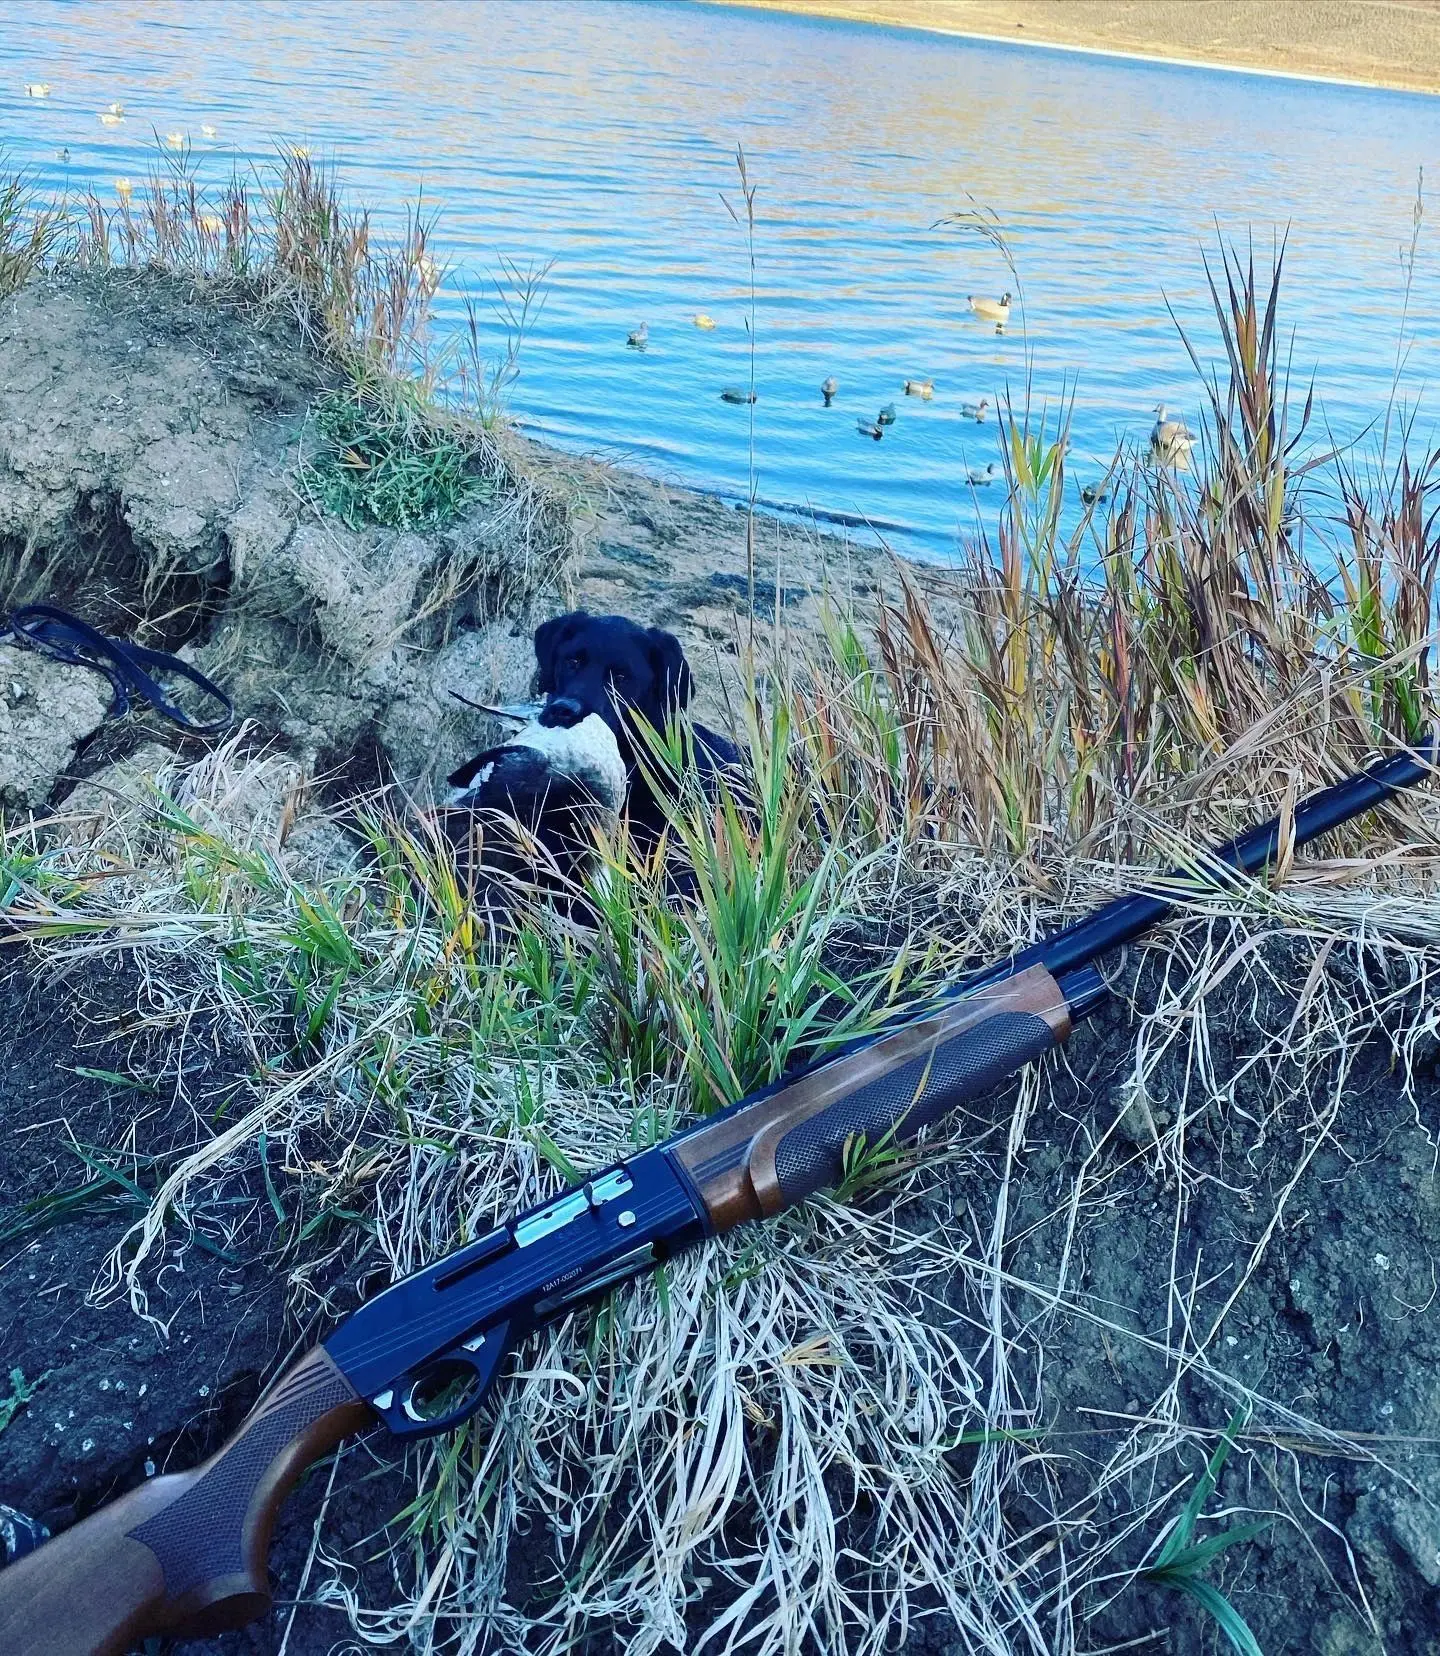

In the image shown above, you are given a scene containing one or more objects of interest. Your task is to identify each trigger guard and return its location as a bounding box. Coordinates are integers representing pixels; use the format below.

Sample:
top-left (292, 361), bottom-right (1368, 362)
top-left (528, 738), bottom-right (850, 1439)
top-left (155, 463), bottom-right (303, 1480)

top-left (371, 1317), bottom-right (512, 1440)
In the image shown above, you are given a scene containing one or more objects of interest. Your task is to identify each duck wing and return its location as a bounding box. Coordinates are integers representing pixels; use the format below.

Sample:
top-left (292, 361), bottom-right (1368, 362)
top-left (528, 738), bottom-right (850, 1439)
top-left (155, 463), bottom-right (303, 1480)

top-left (447, 741), bottom-right (516, 796)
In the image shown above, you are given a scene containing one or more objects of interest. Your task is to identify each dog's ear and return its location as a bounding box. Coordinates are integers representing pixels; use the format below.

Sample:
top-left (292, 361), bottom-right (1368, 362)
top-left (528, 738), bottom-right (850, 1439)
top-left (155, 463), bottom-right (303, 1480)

top-left (646, 626), bottom-right (694, 714)
top-left (534, 612), bottom-right (582, 693)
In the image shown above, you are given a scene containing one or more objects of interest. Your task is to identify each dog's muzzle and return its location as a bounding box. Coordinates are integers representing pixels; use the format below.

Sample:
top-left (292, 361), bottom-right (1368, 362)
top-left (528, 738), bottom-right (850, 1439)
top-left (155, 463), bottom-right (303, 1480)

top-left (539, 696), bottom-right (589, 730)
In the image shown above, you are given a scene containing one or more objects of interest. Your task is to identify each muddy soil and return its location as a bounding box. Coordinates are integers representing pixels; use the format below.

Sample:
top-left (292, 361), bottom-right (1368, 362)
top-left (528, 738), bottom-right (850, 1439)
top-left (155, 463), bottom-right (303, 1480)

top-left (973, 942), bottom-right (1440, 1655)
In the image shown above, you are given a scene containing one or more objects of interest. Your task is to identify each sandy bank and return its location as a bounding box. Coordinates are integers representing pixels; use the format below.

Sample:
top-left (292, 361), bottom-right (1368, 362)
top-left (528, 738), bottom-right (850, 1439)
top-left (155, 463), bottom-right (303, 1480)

top-left (707, 0), bottom-right (1440, 95)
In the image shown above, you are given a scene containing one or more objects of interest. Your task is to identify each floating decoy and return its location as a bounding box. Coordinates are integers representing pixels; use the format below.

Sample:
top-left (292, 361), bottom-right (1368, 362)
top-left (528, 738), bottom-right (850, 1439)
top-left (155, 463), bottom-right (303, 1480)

top-left (1081, 481), bottom-right (1111, 505)
top-left (966, 461), bottom-right (1001, 486)
top-left (968, 292), bottom-right (1012, 332)
top-left (857, 419), bottom-right (883, 441)
top-left (99, 111), bottom-right (124, 126)
top-left (902, 378), bottom-right (934, 399)
top-left (115, 177), bottom-right (133, 202)
top-left (692, 313), bottom-right (716, 329)
top-left (876, 403), bottom-right (897, 426)
top-left (55, 147), bottom-right (70, 164)
top-left (198, 213), bottom-right (224, 235)
top-left (24, 84), bottom-right (51, 99)
top-left (959, 397), bottom-right (990, 422)
top-left (626, 322), bottom-right (649, 349)
top-left (417, 254), bottom-right (440, 295)
top-left (720, 386), bottom-right (757, 404)
top-left (821, 375), bottom-right (838, 405)
top-left (165, 131), bottom-right (186, 148)
top-left (1150, 403), bottom-right (1196, 468)
top-left (106, 101), bottom-right (124, 115)
top-left (202, 122), bottom-right (217, 139)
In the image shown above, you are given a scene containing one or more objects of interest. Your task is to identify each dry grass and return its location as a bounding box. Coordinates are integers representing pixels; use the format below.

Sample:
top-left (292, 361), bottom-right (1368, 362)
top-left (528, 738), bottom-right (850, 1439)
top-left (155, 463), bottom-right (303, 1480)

top-left (53, 139), bottom-right (577, 595)
top-left (0, 153), bottom-right (65, 300)
top-left (1, 158), bottom-right (1438, 1651)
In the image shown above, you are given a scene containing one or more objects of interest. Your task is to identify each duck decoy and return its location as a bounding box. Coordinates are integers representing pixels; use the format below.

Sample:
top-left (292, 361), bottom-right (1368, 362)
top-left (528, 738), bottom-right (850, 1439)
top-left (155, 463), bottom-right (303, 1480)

top-left (106, 101), bottom-right (125, 115)
top-left (902, 378), bottom-right (934, 399)
top-left (165, 131), bottom-right (186, 149)
top-left (692, 313), bottom-right (716, 330)
top-left (99, 111), bottom-right (124, 126)
top-left (417, 254), bottom-right (440, 296)
top-left (876, 403), bottom-right (897, 427)
top-left (1149, 404), bottom-right (1196, 469)
top-left (55, 147), bottom-right (70, 164)
top-left (968, 292), bottom-right (1012, 332)
top-left (626, 322), bottom-right (649, 349)
top-left (199, 213), bottom-right (224, 235)
top-left (202, 122), bottom-right (217, 139)
top-left (959, 397), bottom-right (990, 422)
top-left (821, 376), bottom-right (838, 405)
top-left (966, 461), bottom-right (1001, 486)
top-left (857, 419), bottom-right (883, 441)
top-left (24, 84), bottom-right (51, 99)
top-left (720, 386), bottom-right (757, 404)
top-left (115, 177), bottom-right (134, 202)
top-left (1080, 481), bottom-right (1111, 506)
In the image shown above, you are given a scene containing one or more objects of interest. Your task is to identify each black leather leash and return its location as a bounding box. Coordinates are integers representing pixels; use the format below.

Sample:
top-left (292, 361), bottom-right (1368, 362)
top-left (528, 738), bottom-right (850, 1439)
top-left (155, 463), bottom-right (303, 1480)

top-left (6, 604), bottom-right (233, 735)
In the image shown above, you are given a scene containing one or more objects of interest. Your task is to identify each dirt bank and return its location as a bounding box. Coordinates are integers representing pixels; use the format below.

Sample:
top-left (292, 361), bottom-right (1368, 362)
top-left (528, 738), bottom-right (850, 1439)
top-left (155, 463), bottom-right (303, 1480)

top-left (0, 266), bottom-right (914, 812)
top-left (1, 268), bottom-right (1439, 1656)
top-left (711, 0), bottom-right (1440, 96)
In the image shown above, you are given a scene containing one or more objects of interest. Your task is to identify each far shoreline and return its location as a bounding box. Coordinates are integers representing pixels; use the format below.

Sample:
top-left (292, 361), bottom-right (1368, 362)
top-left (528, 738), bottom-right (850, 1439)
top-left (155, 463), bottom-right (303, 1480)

top-left (698, 0), bottom-right (1440, 98)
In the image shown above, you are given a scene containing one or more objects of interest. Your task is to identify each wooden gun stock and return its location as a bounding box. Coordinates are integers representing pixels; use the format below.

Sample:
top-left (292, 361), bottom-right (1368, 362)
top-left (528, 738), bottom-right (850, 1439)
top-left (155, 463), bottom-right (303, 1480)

top-left (0, 1347), bottom-right (371, 1656)
top-left (672, 964), bottom-right (1072, 1230)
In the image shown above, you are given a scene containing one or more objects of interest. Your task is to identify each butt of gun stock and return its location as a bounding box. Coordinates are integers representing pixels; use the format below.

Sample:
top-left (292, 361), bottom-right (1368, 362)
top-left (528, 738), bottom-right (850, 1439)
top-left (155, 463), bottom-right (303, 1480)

top-left (670, 963), bottom-right (1072, 1229)
top-left (0, 1346), bottom-right (371, 1656)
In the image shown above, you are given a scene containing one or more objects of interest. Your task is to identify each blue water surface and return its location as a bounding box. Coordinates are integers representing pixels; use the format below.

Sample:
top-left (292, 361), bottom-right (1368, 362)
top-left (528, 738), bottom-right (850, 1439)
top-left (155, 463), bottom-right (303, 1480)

top-left (3, 0), bottom-right (1439, 558)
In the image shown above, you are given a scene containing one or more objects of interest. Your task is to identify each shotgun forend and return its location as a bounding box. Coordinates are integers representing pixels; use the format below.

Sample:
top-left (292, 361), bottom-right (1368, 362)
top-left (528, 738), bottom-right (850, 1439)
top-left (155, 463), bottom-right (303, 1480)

top-left (0, 737), bottom-right (1431, 1655)
top-left (669, 963), bottom-right (1073, 1226)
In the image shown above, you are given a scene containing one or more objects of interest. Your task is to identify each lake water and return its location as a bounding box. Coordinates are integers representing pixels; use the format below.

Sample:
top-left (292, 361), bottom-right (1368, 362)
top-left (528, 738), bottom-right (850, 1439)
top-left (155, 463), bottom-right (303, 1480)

top-left (5, 0), bottom-right (1440, 559)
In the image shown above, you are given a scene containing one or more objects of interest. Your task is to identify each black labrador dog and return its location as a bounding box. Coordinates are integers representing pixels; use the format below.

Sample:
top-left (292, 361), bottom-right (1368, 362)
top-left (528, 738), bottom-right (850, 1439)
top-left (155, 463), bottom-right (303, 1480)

top-left (451, 610), bottom-right (740, 847)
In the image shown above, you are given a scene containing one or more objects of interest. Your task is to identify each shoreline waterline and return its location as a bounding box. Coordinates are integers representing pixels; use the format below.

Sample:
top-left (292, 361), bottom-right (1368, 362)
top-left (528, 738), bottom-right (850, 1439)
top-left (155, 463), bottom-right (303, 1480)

top-left (699, 0), bottom-right (1440, 97)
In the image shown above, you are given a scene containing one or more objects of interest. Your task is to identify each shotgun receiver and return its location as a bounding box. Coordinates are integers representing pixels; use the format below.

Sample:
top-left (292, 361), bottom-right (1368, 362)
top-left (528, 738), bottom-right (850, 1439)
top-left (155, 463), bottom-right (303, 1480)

top-left (0, 741), bottom-right (1431, 1655)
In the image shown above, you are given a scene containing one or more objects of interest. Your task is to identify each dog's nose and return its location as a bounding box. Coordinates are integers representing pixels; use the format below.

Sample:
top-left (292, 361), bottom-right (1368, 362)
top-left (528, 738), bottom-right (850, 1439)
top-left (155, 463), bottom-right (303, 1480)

top-left (539, 696), bottom-right (587, 729)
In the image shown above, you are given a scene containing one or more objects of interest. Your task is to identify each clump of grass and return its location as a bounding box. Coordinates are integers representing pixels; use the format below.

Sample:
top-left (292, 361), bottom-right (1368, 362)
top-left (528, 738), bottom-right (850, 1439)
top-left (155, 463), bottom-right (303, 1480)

top-left (0, 155), bottom-right (64, 298)
top-left (595, 701), bottom-right (932, 1116)
top-left (301, 374), bottom-right (495, 531)
top-left (55, 136), bottom-right (574, 582)
top-left (0, 1368), bottom-right (45, 1438)
top-left (1141, 1413), bottom-right (1269, 1656)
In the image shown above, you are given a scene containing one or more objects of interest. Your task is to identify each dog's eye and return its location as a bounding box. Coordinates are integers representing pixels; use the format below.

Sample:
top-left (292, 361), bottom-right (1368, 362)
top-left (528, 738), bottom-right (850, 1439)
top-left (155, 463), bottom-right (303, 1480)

top-left (609, 665), bottom-right (630, 686)
top-left (564, 654), bottom-right (582, 673)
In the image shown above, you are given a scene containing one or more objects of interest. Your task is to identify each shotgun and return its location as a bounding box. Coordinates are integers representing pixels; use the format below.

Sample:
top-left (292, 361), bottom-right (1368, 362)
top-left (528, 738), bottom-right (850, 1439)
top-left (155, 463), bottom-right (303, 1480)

top-left (0, 741), bottom-right (1432, 1655)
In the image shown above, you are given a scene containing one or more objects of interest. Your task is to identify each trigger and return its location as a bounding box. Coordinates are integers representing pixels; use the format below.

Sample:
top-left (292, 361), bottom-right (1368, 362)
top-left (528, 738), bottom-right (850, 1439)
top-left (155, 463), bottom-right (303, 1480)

top-left (369, 1317), bottom-right (513, 1440)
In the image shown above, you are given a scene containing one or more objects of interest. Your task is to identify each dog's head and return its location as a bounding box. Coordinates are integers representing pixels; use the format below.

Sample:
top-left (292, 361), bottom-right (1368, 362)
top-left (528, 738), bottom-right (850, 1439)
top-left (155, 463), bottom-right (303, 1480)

top-left (533, 611), bottom-right (693, 749)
